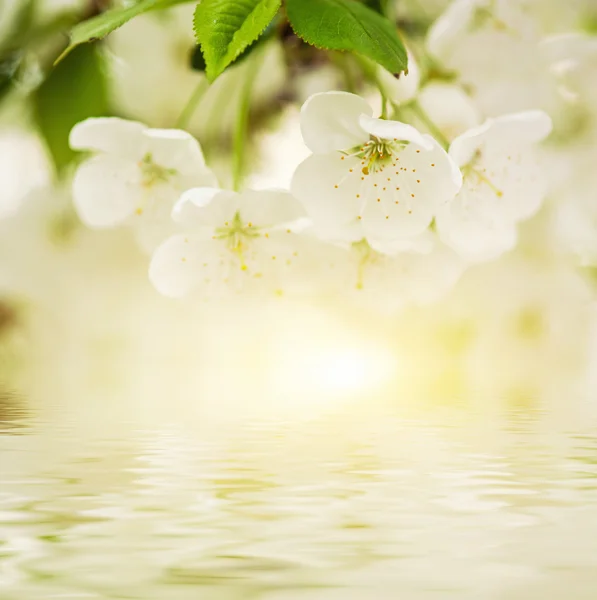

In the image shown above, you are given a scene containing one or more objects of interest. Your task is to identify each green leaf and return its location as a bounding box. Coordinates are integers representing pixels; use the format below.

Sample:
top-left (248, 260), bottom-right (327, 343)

top-left (286, 0), bottom-right (407, 76)
top-left (34, 44), bottom-right (109, 173)
top-left (55, 0), bottom-right (192, 64)
top-left (193, 0), bottom-right (281, 81)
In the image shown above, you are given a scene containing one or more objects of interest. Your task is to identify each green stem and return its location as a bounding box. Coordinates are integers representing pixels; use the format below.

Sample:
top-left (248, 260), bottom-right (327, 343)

top-left (352, 54), bottom-right (390, 118)
top-left (233, 54), bottom-right (261, 192)
top-left (408, 100), bottom-right (451, 150)
top-left (380, 92), bottom-right (389, 119)
top-left (175, 77), bottom-right (209, 130)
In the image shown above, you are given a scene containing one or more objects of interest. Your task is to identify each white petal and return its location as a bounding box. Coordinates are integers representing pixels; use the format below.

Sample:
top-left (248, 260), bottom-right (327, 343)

top-left (382, 241), bottom-right (465, 306)
top-left (480, 148), bottom-right (546, 222)
top-left (149, 234), bottom-right (222, 298)
top-left (243, 231), bottom-right (315, 296)
top-left (359, 115), bottom-right (433, 150)
top-left (448, 119), bottom-right (493, 167)
top-left (435, 191), bottom-right (518, 262)
top-left (239, 189), bottom-right (307, 228)
top-left (360, 137), bottom-right (462, 241)
top-left (72, 155), bottom-right (142, 227)
top-left (426, 0), bottom-right (476, 60)
top-left (300, 91), bottom-right (371, 154)
top-left (370, 230), bottom-right (435, 255)
top-left (487, 111), bottom-right (553, 145)
top-left (149, 230), bottom-right (316, 300)
top-left (450, 111), bottom-right (553, 166)
top-left (291, 153), bottom-right (364, 243)
top-left (142, 128), bottom-right (208, 172)
top-left (541, 33), bottom-right (597, 65)
top-left (69, 117), bottom-right (147, 156)
top-left (172, 188), bottom-right (239, 227)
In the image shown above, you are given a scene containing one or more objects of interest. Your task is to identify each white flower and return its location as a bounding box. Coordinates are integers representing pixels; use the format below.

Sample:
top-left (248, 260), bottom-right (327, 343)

top-left (426, 0), bottom-right (556, 116)
top-left (436, 110), bottom-right (552, 262)
top-left (291, 92), bottom-right (462, 245)
top-left (70, 117), bottom-right (217, 250)
top-left (428, 0), bottom-right (538, 62)
top-left (355, 239), bottom-right (465, 311)
top-left (314, 232), bottom-right (465, 312)
top-left (149, 188), bottom-right (308, 299)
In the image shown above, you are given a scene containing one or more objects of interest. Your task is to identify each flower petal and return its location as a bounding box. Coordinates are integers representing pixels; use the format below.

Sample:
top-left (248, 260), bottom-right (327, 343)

top-left (143, 128), bottom-right (209, 172)
top-left (240, 190), bottom-right (307, 229)
top-left (435, 191), bottom-right (518, 262)
top-left (486, 110), bottom-right (553, 145)
top-left (172, 188), bottom-right (239, 227)
top-left (370, 230), bottom-right (435, 255)
top-left (69, 117), bottom-right (148, 156)
top-left (426, 0), bottom-right (475, 60)
top-left (149, 234), bottom-right (220, 298)
top-left (360, 137), bottom-right (462, 241)
top-left (450, 111), bottom-right (553, 167)
top-left (72, 154), bottom-right (142, 228)
top-left (300, 91), bottom-right (371, 154)
top-left (359, 115), bottom-right (433, 150)
top-left (291, 153), bottom-right (364, 243)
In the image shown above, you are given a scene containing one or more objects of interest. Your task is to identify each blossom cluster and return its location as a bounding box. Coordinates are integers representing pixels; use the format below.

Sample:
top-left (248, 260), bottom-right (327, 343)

top-left (1, 0), bottom-right (596, 398)
top-left (68, 87), bottom-right (551, 309)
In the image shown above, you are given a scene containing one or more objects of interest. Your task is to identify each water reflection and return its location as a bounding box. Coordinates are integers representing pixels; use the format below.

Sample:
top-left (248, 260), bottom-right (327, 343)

top-left (0, 392), bottom-right (597, 600)
top-left (0, 388), bottom-right (28, 433)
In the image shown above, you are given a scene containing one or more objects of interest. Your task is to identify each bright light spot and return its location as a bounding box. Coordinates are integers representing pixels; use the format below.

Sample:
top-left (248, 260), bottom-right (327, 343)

top-left (268, 308), bottom-right (397, 407)
top-left (287, 345), bottom-right (394, 395)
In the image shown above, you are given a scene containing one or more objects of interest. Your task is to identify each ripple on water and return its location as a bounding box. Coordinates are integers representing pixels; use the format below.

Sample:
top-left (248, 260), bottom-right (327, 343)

top-left (1, 404), bottom-right (597, 599)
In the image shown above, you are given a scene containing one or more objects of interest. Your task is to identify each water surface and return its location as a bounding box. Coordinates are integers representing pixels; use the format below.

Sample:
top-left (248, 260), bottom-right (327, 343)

top-left (1, 388), bottom-right (597, 599)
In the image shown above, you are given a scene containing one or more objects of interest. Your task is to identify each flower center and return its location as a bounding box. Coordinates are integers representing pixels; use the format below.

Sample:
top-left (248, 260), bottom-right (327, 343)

top-left (462, 150), bottom-right (503, 197)
top-left (346, 137), bottom-right (405, 175)
top-left (139, 153), bottom-right (177, 188)
top-left (469, 1), bottom-right (510, 33)
top-left (214, 211), bottom-right (260, 270)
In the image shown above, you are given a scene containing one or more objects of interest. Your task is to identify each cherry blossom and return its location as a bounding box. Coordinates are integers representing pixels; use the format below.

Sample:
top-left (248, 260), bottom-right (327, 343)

top-left (310, 232), bottom-right (465, 313)
top-left (70, 117), bottom-right (217, 251)
top-left (149, 187), bottom-right (308, 298)
top-left (426, 0), bottom-right (557, 116)
top-left (436, 110), bottom-right (552, 262)
top-left (291, 92), bottom-right (462, 245)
